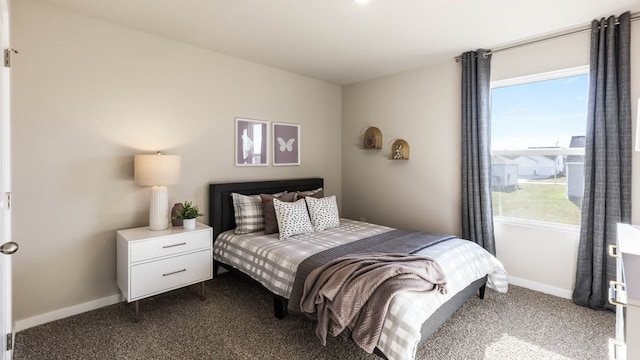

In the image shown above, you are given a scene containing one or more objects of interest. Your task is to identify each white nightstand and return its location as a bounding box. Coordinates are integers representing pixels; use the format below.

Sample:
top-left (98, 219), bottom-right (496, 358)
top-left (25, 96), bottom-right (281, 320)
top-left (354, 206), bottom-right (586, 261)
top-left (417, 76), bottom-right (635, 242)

top-left (116, 222), bottom-right (213, 322)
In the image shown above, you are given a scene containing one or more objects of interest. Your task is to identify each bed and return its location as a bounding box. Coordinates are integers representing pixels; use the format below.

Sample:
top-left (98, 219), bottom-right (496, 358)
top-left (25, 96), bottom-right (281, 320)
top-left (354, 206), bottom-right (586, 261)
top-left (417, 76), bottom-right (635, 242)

top-left (209, 178), bottom-right (508, 360)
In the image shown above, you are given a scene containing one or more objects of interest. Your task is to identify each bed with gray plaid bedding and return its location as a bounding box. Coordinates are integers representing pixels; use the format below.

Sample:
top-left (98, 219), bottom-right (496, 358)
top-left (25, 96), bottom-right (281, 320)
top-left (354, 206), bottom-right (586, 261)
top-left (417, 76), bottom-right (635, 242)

top-left (213, 218), bottom-right (508, 360)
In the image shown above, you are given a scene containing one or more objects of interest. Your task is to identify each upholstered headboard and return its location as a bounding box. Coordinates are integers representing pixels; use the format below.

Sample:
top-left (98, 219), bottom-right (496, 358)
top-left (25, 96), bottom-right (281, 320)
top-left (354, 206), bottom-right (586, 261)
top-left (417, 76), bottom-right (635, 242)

top-left (208, 178), bottom-right (324, 241)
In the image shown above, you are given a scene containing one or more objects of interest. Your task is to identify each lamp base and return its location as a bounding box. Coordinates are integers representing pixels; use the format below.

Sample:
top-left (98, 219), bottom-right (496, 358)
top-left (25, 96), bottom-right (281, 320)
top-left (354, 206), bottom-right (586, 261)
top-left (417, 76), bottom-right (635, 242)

top-left (149, 185), bottom-right (169, 231)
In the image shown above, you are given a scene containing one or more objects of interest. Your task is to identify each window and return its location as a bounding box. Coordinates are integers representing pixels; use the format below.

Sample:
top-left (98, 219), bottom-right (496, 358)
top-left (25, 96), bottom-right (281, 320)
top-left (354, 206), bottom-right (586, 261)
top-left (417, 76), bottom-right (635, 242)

top-left (491, 67), bottom-right (588, 227)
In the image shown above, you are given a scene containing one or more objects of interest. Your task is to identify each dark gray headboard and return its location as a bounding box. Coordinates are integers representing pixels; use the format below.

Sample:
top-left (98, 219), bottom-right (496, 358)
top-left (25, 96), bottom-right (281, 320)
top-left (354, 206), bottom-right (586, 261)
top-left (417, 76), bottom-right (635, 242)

top-left (208, 178), bottom-right (324, 241)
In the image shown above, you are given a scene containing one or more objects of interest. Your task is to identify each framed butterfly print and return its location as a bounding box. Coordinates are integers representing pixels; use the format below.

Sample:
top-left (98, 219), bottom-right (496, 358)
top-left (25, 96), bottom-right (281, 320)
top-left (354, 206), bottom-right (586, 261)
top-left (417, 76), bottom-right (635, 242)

top-left (272, 122), bottom-right (300, 166)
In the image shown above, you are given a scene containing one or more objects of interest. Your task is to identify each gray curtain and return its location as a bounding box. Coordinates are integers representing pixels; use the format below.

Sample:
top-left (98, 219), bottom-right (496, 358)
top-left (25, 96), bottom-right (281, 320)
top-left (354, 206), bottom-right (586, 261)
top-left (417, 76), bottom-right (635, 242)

top-left (573, 12), bottom-right (631, 311)
top-left (461, 50), bottom-right (496, 255)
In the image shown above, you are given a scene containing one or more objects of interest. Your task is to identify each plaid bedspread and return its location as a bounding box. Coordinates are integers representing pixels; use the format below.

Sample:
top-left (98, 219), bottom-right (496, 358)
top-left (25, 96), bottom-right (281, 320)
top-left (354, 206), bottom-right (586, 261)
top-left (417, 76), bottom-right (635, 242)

top-left (213, 219), bottom-right (508, 360)
top-left (214, 219), bottom-right (392, 298)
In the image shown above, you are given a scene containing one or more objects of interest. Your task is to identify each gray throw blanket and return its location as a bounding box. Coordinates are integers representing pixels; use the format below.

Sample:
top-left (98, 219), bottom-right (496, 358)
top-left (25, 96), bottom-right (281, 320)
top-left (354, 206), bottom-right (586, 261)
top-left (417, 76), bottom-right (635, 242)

top-left (289, 229), bottom-right (456, 314)
top-left (299, 252), bottom-right (447, 354)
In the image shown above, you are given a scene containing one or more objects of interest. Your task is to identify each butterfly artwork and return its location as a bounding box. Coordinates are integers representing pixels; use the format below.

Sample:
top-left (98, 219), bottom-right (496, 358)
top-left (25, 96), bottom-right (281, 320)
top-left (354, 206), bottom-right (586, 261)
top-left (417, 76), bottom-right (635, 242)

top-left (272, 122), bottom-right (300, 166)
top-left (277, 137), bottom-right (295, 152)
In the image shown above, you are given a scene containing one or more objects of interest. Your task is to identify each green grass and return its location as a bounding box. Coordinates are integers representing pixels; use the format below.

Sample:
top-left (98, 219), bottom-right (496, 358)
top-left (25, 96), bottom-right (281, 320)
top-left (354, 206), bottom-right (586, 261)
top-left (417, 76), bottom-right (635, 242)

top-left (492, 182), bottom-right (581, 226)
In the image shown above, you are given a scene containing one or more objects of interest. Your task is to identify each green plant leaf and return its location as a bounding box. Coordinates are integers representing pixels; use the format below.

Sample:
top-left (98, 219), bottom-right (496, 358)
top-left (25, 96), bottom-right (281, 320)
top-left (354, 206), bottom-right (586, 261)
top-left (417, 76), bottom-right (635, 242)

top-left (172, 200), bottom-right (204, 220)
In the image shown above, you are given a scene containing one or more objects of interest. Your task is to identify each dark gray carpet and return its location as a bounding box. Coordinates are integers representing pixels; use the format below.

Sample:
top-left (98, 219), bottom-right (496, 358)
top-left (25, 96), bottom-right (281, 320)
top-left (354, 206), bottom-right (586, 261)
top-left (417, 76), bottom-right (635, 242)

top-left (14, 272), bottom-right (613, 359)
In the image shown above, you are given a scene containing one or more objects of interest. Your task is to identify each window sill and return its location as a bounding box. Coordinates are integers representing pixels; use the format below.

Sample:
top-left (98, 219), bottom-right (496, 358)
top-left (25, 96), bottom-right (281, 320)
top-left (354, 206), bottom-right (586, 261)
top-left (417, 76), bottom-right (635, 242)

top-left (494, 216), bottom-right (580, 233)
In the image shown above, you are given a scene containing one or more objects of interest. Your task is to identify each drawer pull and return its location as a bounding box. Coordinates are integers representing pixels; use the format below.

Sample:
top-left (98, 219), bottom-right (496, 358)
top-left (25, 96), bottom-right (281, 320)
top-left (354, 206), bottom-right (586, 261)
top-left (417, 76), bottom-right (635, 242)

top-left (162, 242), bottom-right (186, 249)
top-left (608, 281), bottom-right (627, 306)
top-left (163, 269), bottom-right (186, 277)
top-left (609, 244), bottom-right (621, 258)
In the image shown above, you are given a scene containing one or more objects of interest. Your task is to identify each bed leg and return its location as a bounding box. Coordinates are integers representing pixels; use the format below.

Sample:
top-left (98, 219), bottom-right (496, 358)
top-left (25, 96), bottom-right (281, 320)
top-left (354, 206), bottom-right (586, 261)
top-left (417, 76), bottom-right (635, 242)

top-left (213, 261), bottom-right (220, 278)
top-left (274, 296), bottom-right (286, 319)
top-left (479, 283), bottom-right (486, 299)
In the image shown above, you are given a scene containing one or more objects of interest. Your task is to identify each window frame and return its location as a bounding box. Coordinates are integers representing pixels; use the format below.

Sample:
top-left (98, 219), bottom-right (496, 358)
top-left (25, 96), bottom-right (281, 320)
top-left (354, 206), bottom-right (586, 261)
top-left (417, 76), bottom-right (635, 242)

top-left (490, 65), bottom-right (589, 232)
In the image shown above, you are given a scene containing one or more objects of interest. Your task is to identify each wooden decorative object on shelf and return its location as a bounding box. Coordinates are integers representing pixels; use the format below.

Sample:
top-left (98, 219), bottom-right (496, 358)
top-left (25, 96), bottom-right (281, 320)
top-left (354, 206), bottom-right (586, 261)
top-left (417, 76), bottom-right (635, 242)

top-left (391, 139), bottom-right (410, 160)
top-left (362, 127), bottom-right (382, 149)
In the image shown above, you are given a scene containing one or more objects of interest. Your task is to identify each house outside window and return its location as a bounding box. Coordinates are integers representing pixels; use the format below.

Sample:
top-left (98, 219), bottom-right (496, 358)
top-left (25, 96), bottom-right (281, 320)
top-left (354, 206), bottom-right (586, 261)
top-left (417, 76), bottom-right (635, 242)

top-left (490, 67), bottom-right (588, 228)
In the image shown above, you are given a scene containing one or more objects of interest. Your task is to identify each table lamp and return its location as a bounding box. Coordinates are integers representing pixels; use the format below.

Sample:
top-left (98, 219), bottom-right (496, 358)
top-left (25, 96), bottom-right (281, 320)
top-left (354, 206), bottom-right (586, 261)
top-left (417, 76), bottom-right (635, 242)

top-left (134, 152), bottom-right (181, 231)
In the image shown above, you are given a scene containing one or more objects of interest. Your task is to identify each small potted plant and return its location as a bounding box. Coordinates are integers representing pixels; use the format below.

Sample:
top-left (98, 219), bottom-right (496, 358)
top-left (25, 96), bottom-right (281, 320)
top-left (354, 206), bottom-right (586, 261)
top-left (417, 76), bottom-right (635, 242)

top-left (174, 201), bottom-right (204, 230)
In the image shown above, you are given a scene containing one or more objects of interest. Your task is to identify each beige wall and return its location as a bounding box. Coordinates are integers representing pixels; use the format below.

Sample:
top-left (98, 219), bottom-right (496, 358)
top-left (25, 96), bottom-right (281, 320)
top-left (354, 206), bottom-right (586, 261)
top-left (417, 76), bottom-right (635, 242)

top-left (11, 0), bottom-right (342, 322)
top-left (343, 22), bottom-right (640, 297)
top-left (342, 62), bottom-right (461, 235)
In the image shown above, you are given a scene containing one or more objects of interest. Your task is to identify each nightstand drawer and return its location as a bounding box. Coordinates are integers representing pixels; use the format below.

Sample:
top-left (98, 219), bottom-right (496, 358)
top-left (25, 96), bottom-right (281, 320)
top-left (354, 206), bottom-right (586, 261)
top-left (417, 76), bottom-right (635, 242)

top-left (130, 230), bottom-right (211, 262)
top-left (130, 249), bottom-right (212, 299)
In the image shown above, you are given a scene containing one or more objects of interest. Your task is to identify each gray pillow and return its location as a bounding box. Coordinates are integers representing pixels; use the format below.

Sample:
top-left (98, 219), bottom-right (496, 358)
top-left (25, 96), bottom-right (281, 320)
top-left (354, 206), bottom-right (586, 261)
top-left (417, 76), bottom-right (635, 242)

top-left (261, 192), bottom-right (296, 234)
top-left (295, 187), bottom-right (324, 200)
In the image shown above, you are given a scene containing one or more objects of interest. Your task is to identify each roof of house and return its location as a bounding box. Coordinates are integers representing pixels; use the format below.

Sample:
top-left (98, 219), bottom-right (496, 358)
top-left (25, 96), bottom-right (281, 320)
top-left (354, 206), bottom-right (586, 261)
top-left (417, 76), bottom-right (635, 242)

top-left (491, 155), bottom-right (519, 165)
top-left (568, 135), bottom-right (586, 162)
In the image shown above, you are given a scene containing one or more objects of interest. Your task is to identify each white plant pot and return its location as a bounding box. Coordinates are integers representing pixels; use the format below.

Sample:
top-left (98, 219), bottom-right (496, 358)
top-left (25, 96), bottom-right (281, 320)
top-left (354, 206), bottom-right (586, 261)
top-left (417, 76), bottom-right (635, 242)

top-left (183, 218), bottom-right (196, 230)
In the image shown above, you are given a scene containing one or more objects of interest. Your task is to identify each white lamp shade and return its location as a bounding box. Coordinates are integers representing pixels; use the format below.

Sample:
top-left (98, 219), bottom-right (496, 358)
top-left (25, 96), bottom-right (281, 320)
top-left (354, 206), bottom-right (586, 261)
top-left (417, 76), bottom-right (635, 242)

top-left (134, 154), bottom-right (181, 186)
top-left (134, 152), bottom-right (181, 231)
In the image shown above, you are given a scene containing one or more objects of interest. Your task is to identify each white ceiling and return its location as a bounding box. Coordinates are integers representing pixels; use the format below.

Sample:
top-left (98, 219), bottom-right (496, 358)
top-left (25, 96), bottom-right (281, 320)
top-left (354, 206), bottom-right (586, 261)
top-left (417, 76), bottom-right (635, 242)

top-left (36, 0), bottom-right (640, 85)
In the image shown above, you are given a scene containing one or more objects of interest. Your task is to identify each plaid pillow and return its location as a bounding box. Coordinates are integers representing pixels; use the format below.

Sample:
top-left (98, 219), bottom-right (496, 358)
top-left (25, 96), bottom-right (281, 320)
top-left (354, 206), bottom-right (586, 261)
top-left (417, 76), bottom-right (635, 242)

top-left (294, 187), bottom-right (324, 200)
top-left (232, 193), bottom-right (265, 234)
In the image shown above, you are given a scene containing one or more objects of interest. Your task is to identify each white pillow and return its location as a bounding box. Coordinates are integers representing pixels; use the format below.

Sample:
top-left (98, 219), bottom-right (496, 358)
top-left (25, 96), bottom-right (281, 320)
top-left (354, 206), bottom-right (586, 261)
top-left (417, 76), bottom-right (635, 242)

top-left (305, 195), bottom-right (340, 232)
top-left (273, 198), bottom-right (313, 240)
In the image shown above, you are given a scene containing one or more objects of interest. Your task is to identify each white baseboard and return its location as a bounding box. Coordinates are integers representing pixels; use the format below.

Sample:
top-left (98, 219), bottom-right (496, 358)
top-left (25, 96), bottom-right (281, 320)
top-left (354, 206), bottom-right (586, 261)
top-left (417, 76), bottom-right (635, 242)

top-left (508, 275), bottom-right (572, 299)
top-left (14, 293), bottom-right (123, 332)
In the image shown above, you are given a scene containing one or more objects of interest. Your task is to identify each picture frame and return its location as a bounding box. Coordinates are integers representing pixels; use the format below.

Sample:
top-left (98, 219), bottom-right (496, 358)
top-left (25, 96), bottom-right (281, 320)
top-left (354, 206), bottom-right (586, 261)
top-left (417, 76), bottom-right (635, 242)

top-left (272, 122), bottom-right (300, 166)
top-left (235, 118), bottom-right (268, 166)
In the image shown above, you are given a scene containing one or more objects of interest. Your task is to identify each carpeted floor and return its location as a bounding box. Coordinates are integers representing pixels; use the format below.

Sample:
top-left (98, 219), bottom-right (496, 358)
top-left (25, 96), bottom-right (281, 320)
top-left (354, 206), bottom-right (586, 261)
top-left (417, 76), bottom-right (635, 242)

top-left (14, 272), bottom-right (614, 360)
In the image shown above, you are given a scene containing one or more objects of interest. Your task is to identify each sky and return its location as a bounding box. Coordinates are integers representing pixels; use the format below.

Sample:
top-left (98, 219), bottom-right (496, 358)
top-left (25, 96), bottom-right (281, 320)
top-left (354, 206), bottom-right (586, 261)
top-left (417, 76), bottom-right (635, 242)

top-left (491, 74), bottom-right (589, 151)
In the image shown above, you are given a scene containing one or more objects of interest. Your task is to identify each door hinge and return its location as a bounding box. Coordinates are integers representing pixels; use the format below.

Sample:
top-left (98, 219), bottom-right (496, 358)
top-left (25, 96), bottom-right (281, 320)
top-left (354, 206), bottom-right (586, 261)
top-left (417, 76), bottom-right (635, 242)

top-left (6, 333), bottom-right (11, 351)
top-left (4, 192), bottom-right (10, 209)
top-left (3, 48), bottom-right (17, 68)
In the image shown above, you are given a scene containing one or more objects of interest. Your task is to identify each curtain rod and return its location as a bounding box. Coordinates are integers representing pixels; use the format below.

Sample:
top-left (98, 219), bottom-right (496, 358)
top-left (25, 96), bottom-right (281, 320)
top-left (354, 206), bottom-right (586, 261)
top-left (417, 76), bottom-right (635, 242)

top-left (454, 12), bottom-right (639, 62)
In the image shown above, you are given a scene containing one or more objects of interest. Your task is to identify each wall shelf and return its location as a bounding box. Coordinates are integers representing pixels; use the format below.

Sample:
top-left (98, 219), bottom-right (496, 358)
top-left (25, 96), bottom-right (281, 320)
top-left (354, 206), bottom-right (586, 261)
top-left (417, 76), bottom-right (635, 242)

top-left (391, 139), bottom-right (409, 160)
top-left (362, 127), bottom-right (382, 149)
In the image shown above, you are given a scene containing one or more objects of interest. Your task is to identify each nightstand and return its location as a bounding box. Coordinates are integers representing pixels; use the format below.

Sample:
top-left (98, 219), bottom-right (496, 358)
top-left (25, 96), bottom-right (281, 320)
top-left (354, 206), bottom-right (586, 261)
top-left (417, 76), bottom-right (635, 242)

top-left (610, 224), bottom-right (640, 359)
top-left (116, 222), bottom-right (213, 322)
